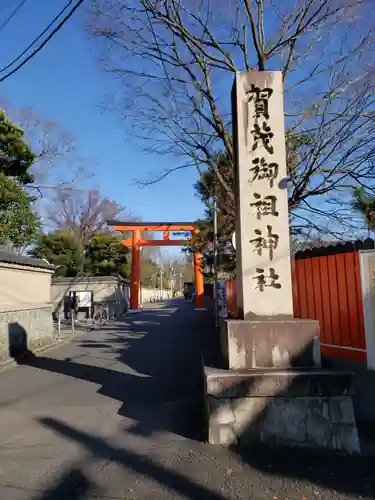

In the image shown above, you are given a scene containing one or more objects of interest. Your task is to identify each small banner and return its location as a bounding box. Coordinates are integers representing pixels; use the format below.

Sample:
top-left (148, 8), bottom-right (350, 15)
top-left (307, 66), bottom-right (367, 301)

top-left (216, 279), bottom-right (228, 318)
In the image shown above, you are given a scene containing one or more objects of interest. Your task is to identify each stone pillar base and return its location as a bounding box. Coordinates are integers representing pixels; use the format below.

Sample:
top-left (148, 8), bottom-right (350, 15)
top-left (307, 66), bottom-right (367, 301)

top-left (204, 367), bottom-right (360, 454)
top-left (220, 318), bottom-right (321, 370)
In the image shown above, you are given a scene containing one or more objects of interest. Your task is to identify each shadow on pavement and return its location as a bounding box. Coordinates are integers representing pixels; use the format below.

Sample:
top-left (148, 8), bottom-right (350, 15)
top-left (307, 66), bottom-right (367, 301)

top-left (33, 467), bottom-right (94, 500)
top-left (16, 300), bottom-right (207, 441)
top-left (32, 416), bottom-right (375, 500)
top-left (33, 417), bottom-right (226, 500)
top-left (14, 299), bottom-right (375, 500)
top-left (77, 343), bottom-right (113, 349)
top-left (235, 444), bottom-right (375, 499)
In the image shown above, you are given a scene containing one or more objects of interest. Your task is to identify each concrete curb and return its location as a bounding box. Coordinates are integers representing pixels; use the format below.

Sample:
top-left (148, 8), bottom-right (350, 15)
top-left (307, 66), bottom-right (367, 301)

top-left (0, 329), bottom-right (89, 374)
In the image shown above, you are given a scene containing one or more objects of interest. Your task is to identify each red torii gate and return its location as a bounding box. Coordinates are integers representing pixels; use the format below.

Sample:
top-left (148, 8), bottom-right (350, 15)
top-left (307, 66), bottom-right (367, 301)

top-left (107, 221), bottom-right (205, 310)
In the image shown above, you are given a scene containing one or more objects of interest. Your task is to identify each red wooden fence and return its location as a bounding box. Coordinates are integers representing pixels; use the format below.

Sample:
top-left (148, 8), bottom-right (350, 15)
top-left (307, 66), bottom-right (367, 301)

top-left (226, 251), bottom-right (367, 361)
top-left (226, 280), bottom-right (239, 319)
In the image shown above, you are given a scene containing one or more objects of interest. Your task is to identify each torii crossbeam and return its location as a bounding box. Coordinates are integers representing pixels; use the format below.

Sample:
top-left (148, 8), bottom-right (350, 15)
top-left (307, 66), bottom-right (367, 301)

top-left (107, 221), bottom-right (205, 310)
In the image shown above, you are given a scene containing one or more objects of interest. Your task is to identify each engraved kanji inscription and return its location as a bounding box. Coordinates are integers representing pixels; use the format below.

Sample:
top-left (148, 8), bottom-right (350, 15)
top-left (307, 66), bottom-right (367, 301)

top-left (249, 157), bottom-right (279, 187)
top-left (250, 194), bottom-right (279, 219)
top-left (253, 267), bottom-right (282, 292)
top-left (251, 121), bottom-right (274, 154)
top-left (246, 84), bottom-right (273, 120)
top-left (249, 225), bottom-right (279, 261)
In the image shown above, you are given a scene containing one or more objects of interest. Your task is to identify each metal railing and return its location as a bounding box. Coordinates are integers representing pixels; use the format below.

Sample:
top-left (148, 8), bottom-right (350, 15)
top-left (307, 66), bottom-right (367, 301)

top-left (92, 300), bottom-right (127, 324)
top-left (52, 300), bottom-right (128, 339)
top-left (52, 311), bottom-right (77, 341)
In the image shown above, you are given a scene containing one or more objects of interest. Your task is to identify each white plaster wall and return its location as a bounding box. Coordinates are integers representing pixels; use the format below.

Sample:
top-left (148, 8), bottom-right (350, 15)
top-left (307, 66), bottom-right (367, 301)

top-left (139, 287), bottom-right (182, 303)
top-left (0, 263), bottom-right (53, 308)
top-left (51, 278), bottom-right (130, 305)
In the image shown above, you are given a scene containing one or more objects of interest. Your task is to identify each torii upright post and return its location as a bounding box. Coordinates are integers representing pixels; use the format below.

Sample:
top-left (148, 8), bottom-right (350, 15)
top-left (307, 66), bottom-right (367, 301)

top-left (130, 229), bottom-right (141, 311)
top-left (107, 221), bottom-right (205, 310)
top-left (193, 245), bottom-right (205, 310)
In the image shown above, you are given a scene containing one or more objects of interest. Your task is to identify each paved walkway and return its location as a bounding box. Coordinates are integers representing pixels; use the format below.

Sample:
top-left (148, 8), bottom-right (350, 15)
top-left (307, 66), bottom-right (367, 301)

top-left (0, 300), bottom-right (375, 499)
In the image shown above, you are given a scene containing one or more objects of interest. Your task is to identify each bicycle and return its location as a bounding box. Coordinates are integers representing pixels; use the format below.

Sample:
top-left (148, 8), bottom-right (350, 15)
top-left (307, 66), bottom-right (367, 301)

top-left (99, 305), bottom-right (118, 323)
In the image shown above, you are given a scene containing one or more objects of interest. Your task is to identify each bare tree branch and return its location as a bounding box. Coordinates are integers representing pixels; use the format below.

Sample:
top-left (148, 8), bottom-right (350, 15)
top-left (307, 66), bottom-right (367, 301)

top-left (88, 0), bottom-right (375, 238)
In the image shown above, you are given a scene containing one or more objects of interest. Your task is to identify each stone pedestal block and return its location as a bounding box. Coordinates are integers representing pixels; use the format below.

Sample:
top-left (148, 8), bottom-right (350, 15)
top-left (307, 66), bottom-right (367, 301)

top-left (220, 318), bottom-right (321, 371)
top-left (207, 69), bottom-right (360, 455)
top-left (204, 367), bottom-right (360, 455)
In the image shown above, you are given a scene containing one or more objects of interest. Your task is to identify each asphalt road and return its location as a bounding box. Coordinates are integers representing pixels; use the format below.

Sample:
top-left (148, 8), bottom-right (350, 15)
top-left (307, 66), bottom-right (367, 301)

top-left (0, 300), bottom-right (375, 499)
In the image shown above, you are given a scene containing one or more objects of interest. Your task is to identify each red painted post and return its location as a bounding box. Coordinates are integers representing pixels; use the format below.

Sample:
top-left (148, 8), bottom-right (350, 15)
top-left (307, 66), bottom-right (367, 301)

top-left (194, 251), bottom-right (205, 309)
top-left (130, 229), bottom-right (141, 310)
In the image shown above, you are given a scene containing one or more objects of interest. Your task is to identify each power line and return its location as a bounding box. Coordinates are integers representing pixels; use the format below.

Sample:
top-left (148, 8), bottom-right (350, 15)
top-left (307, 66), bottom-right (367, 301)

top-left (0, 0), bottom-right (85, 83)
top-left (0, 0), bottom-right (74, 74)
top-left (0, 0), bottom-right (29, 33)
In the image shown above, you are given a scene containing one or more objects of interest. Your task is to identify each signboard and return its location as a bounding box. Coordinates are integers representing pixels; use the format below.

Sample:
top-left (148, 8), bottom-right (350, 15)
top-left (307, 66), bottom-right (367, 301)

top-left (216, 279), bottom-right (228, 318)
top-left (77, 291), bottom-right (92, 308)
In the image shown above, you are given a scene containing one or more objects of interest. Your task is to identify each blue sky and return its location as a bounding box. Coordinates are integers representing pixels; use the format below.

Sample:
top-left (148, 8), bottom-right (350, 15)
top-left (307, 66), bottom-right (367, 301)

top-left (0, 0), bottom-right (204, 231)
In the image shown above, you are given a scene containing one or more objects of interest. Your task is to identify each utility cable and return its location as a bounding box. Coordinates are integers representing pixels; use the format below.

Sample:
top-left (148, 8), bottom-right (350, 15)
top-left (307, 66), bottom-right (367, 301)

top-left (0, 0), bottom-right (74, 74)
top-left (0, 0), bottom-right (85, 83)
top-left (0, 0), bottom-right (29, 33)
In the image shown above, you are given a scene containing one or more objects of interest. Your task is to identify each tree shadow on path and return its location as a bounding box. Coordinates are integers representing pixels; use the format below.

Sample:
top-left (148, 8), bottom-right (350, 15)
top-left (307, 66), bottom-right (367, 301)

top-left (16, 301), bottom-right (375, 500)
top-left (33, 416), bottom-right (375, 500)
top-left (32, 417), bottom-right (226, 500)
top-left (16, 301), bottom-right (207, 441)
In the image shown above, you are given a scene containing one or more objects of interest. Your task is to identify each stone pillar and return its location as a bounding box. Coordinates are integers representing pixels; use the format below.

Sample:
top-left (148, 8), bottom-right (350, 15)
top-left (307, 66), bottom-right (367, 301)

top-left (221, 71), bottom-right (320, 370)
top-left (232, 71), bottom-right (293, 319)
top-left (204, 71), bottom-right (360, 455)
